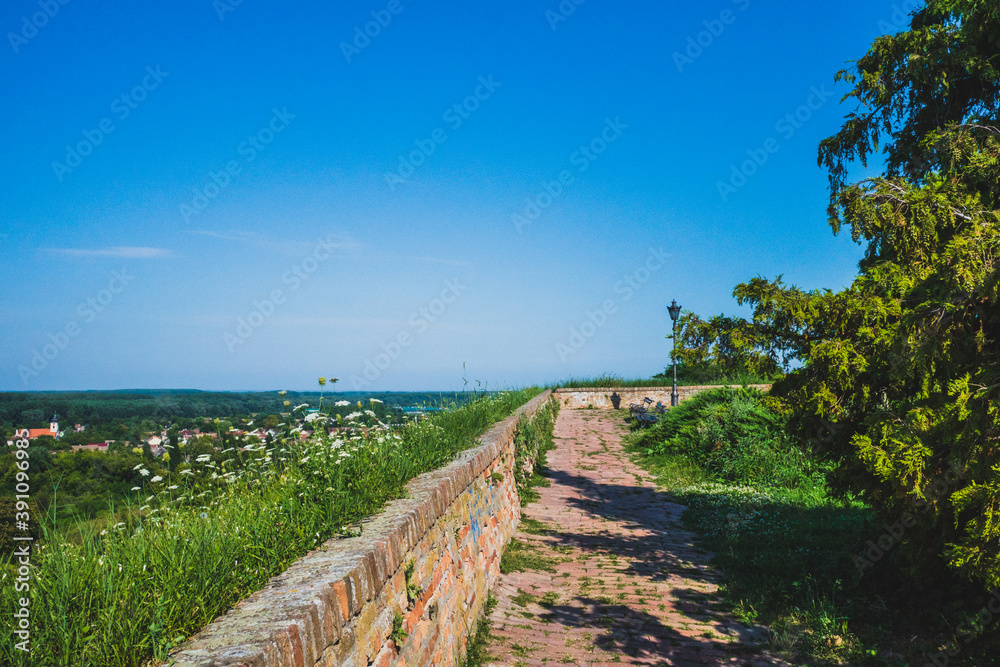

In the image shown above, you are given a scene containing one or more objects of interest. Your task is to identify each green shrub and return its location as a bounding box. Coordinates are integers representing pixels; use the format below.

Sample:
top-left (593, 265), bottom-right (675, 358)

top-left (633, 387), bottom-right (822, 490)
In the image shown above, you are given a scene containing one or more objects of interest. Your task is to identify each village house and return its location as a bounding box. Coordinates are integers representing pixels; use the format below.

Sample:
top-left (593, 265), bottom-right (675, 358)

top-left (71, 442), bottom-right (111, 453)
top-left (15, 415), bottom-right (62, 441)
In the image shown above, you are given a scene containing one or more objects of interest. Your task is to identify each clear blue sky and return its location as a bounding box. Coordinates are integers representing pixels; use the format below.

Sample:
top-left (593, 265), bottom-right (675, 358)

top-left (0, 0), bottom-right (908, 392)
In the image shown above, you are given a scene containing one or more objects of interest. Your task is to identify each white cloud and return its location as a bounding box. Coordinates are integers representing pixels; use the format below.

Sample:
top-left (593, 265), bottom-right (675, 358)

top-left (186, 230), bottom-right (360, 254)
top-left (44, 246), bottom-right (174, 259)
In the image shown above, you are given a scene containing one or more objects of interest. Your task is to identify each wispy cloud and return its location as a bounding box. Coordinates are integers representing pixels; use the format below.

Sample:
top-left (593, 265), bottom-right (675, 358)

top-left (44, 246), bottom-right (175, 259)
top-left (187, 230), bottom-right (360, 254)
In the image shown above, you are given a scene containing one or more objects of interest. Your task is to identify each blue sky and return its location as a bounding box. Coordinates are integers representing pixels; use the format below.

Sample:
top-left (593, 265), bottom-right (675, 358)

top-left (0, 0), bottom-right (910, 392)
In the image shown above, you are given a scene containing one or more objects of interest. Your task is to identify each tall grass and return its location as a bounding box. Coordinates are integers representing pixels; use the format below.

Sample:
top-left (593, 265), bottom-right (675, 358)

top-left (550, 374), bottom-right (773, 389)
top-left (1, 388), bottom-right (542, 667)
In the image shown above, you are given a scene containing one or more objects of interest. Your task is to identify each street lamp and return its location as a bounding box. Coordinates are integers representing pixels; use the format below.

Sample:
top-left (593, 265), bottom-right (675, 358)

top-left (667, 300), bottom-right (682, 407)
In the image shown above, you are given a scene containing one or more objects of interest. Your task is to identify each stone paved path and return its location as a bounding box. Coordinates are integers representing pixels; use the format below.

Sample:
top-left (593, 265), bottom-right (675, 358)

top-left (485, 409), bottom-right (786, 667)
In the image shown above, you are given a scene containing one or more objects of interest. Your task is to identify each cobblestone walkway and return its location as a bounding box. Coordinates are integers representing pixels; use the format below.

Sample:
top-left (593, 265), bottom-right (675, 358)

top-left (485, 409), bottom-right (785, 667)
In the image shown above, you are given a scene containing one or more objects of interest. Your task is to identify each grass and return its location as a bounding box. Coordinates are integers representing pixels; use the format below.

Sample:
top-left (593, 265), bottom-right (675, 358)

top-left (0, 388), bottom-right (544, 667)
top-left (626, 412), bottom-right (1000, 666)
top-left (460, 592), bottom-right (498, 667)
top-left (500, 539), bottom-right (559, 574)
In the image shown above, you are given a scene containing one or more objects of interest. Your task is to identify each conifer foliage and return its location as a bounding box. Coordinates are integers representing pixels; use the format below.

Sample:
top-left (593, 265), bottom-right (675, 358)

top-left (720, 1), bottom-right (1000, 588)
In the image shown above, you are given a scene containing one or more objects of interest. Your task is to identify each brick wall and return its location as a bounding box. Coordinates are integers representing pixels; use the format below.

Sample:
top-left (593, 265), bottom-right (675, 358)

top-left (553, 385), bottom-right (771, 409)
top-left (163, 390), bottom-right (553, 667)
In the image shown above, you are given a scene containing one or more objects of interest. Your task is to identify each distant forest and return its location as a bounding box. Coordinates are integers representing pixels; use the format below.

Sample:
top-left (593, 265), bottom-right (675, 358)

top-left (0, 389), bottom-right (468, 431)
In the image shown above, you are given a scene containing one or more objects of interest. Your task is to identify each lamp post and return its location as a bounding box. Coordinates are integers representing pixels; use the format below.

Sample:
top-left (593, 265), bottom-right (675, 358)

top-left (667, 300), bottom-right (681, 407)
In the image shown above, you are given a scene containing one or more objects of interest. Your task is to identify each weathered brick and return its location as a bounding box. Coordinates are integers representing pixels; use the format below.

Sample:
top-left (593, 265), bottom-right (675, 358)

top-left (332, 580), bottom-right (351, 624)
top-left (347, 569), bottom-right (364, 616)
top-left (373, 645), bottom-right (393, 667)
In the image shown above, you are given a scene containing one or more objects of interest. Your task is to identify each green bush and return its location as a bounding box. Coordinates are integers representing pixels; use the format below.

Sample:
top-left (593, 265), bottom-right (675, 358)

top-left (633, 388), bottom-right (822, 490)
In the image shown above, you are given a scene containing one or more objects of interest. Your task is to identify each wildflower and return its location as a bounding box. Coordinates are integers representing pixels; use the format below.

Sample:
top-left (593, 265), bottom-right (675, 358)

top-left (294, 403), bottom-right (309, 411)
top-left (168, 485), bottom-right (178, 490)
top-left (335, 400), bottom-right (351, 407)
top-left (100, 529), bottom-right (107, 536)
top-left (370, 398), bottom-right (383, 404)
top-left (140, 469), bottom-right (150, 477)
top-left (200, 512), bottom-right (208, 519)
top-left (146, 495), bottom-right (155, 503)
top-left (131, 486), bottom-right (141, 491)
top-left (133, 463), bottom-right (144, 470)
top-left (150, 476), bottom-right (163, 483)
top-left (180, 469), bottom-right (194, 475)
top-left (140, 506), bottom-right (150, 511)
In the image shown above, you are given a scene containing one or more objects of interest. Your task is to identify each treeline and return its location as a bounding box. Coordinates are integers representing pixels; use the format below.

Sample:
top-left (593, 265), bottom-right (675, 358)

top-left (0, 390), bottom-right (464, 432)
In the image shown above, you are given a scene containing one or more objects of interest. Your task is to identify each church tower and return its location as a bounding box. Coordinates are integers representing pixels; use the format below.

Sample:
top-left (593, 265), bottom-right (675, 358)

top-left (50, 413), bottom-right (59, 435)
